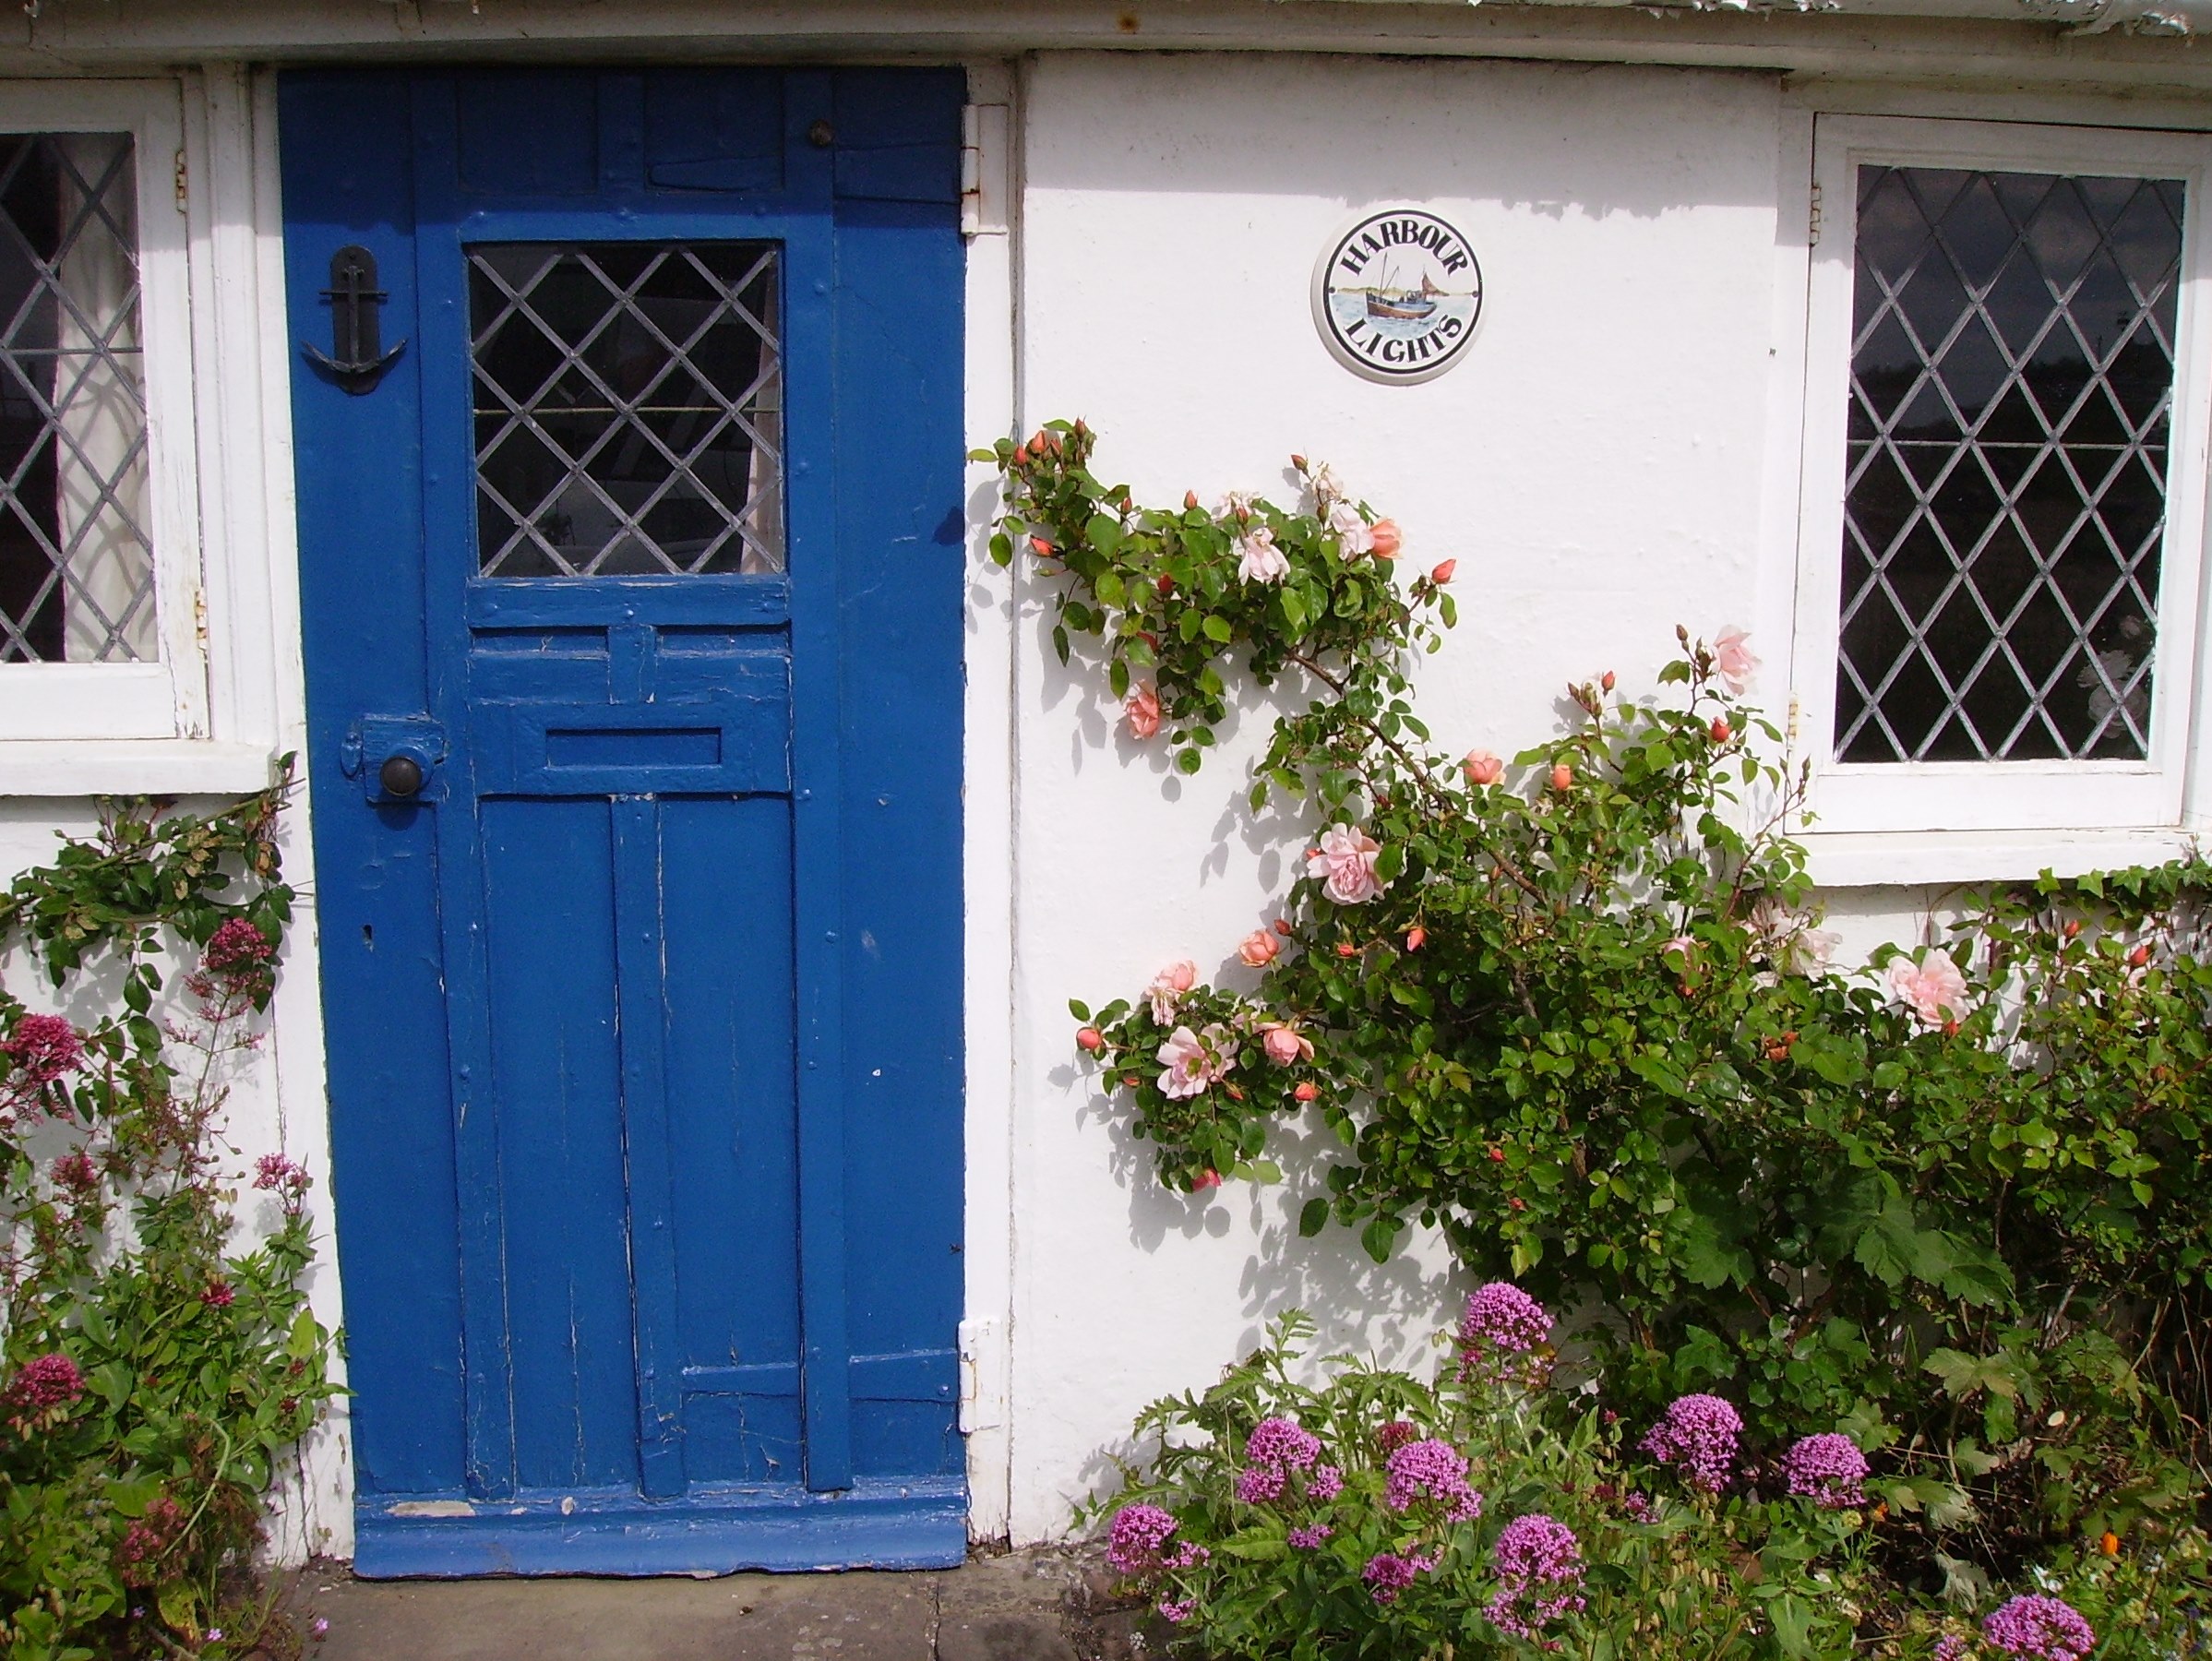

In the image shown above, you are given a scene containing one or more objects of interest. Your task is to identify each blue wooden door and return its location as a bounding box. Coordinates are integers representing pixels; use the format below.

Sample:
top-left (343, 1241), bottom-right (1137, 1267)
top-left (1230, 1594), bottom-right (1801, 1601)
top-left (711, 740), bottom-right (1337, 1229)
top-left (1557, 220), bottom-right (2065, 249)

top-left (281, 68), bottom-right (968, 1576)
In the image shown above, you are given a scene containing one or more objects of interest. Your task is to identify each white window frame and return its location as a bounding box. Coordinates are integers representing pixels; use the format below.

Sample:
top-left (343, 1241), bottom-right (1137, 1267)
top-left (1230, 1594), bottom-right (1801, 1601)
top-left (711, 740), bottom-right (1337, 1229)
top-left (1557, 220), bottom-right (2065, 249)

top-left (1791, 114), bottom-right (2212, 838)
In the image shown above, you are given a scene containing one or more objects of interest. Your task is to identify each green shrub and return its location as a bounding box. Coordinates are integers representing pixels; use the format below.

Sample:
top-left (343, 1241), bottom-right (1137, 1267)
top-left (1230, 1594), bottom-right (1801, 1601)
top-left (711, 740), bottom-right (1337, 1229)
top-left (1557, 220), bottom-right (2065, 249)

top-left (0, 780), bottom-right (338, 1661)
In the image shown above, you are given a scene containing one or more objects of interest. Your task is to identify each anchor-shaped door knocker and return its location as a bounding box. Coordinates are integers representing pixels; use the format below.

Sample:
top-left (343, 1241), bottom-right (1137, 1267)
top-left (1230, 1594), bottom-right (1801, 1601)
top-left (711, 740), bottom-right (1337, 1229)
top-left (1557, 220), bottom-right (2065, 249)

top-left (302, 245), bottom-right (407, 393)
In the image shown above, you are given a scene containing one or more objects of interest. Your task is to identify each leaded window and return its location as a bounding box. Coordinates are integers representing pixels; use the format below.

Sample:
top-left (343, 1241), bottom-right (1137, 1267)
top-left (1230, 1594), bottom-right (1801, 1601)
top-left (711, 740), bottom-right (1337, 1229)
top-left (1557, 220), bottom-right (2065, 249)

top-left (1836, 165), bottom-right (2183, 764)
top-left (0, 133), bottom-right (152, 664)
top-left (468, 242), bottom-right (783, 579)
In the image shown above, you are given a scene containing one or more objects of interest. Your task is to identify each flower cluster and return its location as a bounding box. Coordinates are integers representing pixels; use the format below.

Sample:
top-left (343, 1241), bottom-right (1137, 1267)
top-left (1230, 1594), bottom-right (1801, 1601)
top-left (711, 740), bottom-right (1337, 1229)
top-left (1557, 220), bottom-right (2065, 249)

top-left (1485, 1513), bottom-right (1587, 1639)
top-left (5, 1011), bottom-right (83, 1090)
top-left (1360, 1547), bottom-right (1438, 1606)
top-left (1383, 1438), bottom-right (1482, 1523)
top-left (254, 1151), bottom-right (314, 1215)
top-left (1888, 950), bottom-right (1971, 1030)
top-left (1457, 1282), bottom-right (1552, 1386)
top-left (114, 1495), bottom-right (188, 1587)
top-left (1106, 1502), bottom-right (1179, 1575)
top-left (1780, 1432), bottom-right (1869, 1510)
top-left (1981, 1595), bottom-right (2095, 1660)
top-left (1640, 1393), bottom-right (1741, 1494)
top-left (3, 1352), bottom-right (85, 1427)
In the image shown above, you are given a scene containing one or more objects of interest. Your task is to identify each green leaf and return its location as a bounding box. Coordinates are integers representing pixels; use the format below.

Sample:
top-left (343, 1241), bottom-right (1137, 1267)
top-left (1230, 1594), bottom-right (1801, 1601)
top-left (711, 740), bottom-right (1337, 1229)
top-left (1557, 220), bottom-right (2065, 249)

top-left (1202, 614), bottom-right (1233, 643)
top-left (1298, 1197), bottom-right (1330, 1237)
top-left (1069, 999), bottom-right (1092, 1022)
top-left (1086, 513), bottom-right (1123, 557)
top-left (1770, 1594), bottom-right (1816, 1656)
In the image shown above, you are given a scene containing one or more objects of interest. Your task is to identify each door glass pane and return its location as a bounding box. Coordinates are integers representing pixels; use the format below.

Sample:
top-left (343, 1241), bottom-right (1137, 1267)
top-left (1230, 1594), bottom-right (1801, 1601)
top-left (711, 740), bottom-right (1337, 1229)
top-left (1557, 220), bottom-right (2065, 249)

top-left (1835, 166), bottom-right (2182, 763)
top-left (0, 133), bottom-right (153, 663)
top-left (469, 242), bottom-right (783, 578)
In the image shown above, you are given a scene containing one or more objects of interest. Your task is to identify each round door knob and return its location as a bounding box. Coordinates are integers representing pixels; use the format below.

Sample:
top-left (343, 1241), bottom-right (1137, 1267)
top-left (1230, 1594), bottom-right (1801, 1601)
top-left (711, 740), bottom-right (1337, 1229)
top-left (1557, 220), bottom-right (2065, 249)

top-left (378, 754), bottom-right (425, 798)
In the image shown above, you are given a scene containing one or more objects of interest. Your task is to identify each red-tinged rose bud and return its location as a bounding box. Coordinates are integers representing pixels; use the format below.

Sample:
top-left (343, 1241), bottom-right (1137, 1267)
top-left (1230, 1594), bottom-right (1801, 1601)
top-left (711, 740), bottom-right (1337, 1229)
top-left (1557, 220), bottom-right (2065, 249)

top-left (1601, 671), bottom-right (1616, 692)
top-left (1184, 490), bottom-right (1200, 510)
top-left (1122, 1075), bottom-right (1142, 1089)
top-left (1430, 559), bottom-right (1455, 585)
top-left (1405, 927), bottom-right (1427, 951)
top-left (1192, 1169), bottom-right (1222, 1192)
top-left (2132, 944), bottom-right (2152, 966)
top-left (1550, 763), bottom-right (1573, 793)
top-left (1030, 535), bottom-right (1055, 557)
top-left (1076, 1027), bottom-right (1104, 1052)
top-left (1226, 1084), bottom-right (1245, 1102)
top-left (1157, 575), bottom-right (1175, 597)
top-left (1336, 942), bottom-right (1357, 959)
top-left (1031, 431), bottom-right (1047, 452)
top-left (1273, 918), bottom-right (1293, 937)
top-left (1509, 1197), bottom-right (1526, 1211)
top-left (1012, 445), bottom-right (1030, 466)
top-left (2064, 920), bottom-right (2082, 938)
top-left (1291, 453), bottom-right (1309, 472)
top-left (1943, 1019), bottom-right (1960, 1037)
top-left (1710, 718), bottom-right (1730, 743)
top-left (1488, 1146), bottom-right (1505, 1163)
top-left (1293, 1081), bottom-right (1320, 1102)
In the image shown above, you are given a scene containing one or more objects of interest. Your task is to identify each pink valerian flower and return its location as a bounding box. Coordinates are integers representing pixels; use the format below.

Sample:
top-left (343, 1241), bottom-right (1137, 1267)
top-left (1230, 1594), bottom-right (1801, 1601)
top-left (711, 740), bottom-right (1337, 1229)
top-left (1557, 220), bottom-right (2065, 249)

top-left (1236, 525), bottom-right (1289, 584)
top-left (1376, 1420), bottom-right (1418, 1456)
top-left (1361, 1548), bottom-right (1438, 1605)
top-left (1932, 1637), bottom-right (1970, 1661)
top-left (1157, 1596), bottom-right (1196, 1624)
top-left (1286, 1524), bottom-right (1333, 1549)
top-left (1888, 952), bottom-right (1970, 1029)
top-left (1781, 1432), bottom-right (1869, 1509)
top-left (1486, 1513), bottom-right (1588, 1639)
top-left (1307, 824), bottom-right (1385, 905)
top-left (1384, 1439), bottom-right (1482, 1522)
top-left (201, 1281), bottom-right (235, 1308)
top-left (1105, 1502), bottom-right (1178, 1575)
top-left (1147, 960), bottom-right (1197, 1025)
top-left (1620, 1490), bottom-right (1653, 1522)
top-left (1245, 1417), bottom-right (1323, 1472)
top-left (1458, 1283), bottom-right (1554, 1385)
top-left (1641, 1393), bottom-right (1742, 1494)
top-left (1308, 1464), bottom-right (1343, 1500)
top-left (1982, 1595), bottom-right (2095, 1660)
top-left (1259, 1022), bottom-right (1314, 1067)
top-left (5, 1352), bottom-right (85, 1420)
top-left (1125, 684), bottom-right (1163, 740)
top-left (51, 1151), bottom-right (99, 1194)
top-left (1712, 626), bottom-right (1759, 695)
top-left (1156, 1023), bottom-right (1237, 1100)
top-left (204, 917), bottom-right (274, 975)
top-left (1238, 929), bottom-right (1280, 968)
top-left (6, 1013), bottom-right (83, 1083)
top-left (1162, 1541), bottom-right (1209, 1570)
top-left (1236, 1464), bottom-right (1286, 1503)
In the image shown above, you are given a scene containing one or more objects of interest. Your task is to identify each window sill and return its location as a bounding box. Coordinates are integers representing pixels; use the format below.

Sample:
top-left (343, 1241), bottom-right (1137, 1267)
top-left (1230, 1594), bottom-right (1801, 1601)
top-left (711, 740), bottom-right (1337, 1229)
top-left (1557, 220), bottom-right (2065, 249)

top-left (0, 741), bottom-right (280, 798)
top-left (1802, 827), bottom-right (2202, 890)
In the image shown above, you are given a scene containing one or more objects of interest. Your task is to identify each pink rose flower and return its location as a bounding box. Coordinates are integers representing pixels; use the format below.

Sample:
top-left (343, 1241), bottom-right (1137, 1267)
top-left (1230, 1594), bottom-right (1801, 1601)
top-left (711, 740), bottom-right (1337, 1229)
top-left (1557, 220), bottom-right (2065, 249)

top-left (1661, 934), bottom-right (1696, 962)
top-left (1462, 749), bottom-right (1503, 788)
top-left (1157, 1022), bottom-right (1237, 1099)
top-left (1887, 952), bottom-right (1969, 1028)
top-left (1148, 960), bottom-right (1198, 1025)
top-left (1369, 520), bottom-right (1402, 559)
top-left (1125, 684), bottom-right (1162, 740)
top-left (1239, 929), bottom-right (1281, 968)
top-left (1306, 823), bottom-right (1385, 905)
top-left (1260, 1023), bottom-right (1314, 1066)
top-left (1713, 627), bottom-right (1759, 696)
top-left (1327, 501), bottom-right (1373, 557)
top-left (1237, 526), bottom-right (1289, 584)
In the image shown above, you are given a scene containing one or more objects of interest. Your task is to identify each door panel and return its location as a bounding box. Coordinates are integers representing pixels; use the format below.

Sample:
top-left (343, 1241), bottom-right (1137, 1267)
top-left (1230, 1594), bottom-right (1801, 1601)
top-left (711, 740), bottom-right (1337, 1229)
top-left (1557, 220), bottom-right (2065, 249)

top-left (283, 66), bottom-right (967, 1575)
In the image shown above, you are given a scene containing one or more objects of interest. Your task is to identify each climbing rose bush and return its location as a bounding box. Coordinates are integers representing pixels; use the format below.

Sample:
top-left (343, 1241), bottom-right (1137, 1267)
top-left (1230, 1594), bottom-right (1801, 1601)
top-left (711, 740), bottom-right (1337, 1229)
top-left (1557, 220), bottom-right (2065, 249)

top-left (988, 422), bottom-right (2212, 1584)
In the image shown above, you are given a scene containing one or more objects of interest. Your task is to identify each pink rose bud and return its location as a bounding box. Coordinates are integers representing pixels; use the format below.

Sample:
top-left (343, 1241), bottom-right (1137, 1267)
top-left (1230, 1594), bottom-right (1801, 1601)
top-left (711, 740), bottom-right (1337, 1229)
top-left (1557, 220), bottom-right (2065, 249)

top-left (2132, 944), bottom-right (2152, 966)
top-left (1031, 430), bottom-right (1048, 452)
top-left (1157, 574), bottom-right (1175, 597)
top-left (1405, 927), bottom-right (1427, 951)
top-left (1239, 930), bottom-right (1281, 968)
top-left (1291, 453), bottom-right (1309, 472)
top-left (1293, 1081), bottom-right (1320, 1103)
top-left (1462, 749), bottom-right (1504, 788)
top-left (1488, 1146), bottom-right (1505, 1162)
top-left (1430, 559), bottom-right (1455, 585)
top-left (1550, 763), bottom-right (1573, 793)
top-left (1184, 490), bottom-right (1200, 509)
top-left (1263, 1027), bottom-right (1304, 1065)
top-left (1273, 918), bottom-right (1293, 937)
top-left (1192, 1169), bottom-right (1222, 1192)
top-left (1709, 718), bottom-right (1730, 743)
top-left (1369, 520), bottom-right (1402, 559)
top-left (1029, 535), bottom-right (1054, 557)
top-left (1602, 671), bottom-right (1616, 692)
top-left (1336, 942), bottom-right (1357, 959)
top-left (1076, 1027), bottom-right (1105, 1052)
top-left (1012, 444), bottom-right (1030, 465)
top-left (2064, 920), bottom-right (2082, 938)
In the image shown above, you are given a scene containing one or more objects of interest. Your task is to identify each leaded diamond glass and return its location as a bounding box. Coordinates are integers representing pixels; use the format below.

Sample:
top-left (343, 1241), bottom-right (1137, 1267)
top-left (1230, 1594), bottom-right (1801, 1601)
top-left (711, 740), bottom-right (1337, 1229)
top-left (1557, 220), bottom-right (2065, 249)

top-left (0, 134), bottom-right (153, 664)
top-left (1835, 166), bottom-right (2182, 763)
top-left (469, 242), bottom-right (783, 578)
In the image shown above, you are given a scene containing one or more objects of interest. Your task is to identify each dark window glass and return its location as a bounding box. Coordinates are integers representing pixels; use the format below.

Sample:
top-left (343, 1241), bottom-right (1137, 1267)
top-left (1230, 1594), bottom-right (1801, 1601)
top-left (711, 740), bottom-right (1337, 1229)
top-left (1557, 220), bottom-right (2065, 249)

top-left (469, 242), bottom-right (783, 578)
top-left (1836, 167), bottom-right (2182, 762)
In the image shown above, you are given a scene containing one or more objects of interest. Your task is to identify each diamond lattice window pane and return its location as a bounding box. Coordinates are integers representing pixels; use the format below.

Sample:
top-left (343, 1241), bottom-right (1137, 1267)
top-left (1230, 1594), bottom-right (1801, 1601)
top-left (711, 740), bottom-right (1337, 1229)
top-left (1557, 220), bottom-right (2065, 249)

top-left (1835, 166), bottom-right (2182, 763)
top-left (469, 242), bottom-right (783, 578)
top-left (0, 134), bottom-right (154, 664)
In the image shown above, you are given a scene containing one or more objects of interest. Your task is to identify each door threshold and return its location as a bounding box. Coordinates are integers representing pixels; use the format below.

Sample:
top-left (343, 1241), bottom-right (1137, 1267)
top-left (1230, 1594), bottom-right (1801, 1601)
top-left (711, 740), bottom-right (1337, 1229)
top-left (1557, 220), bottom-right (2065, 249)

top-left (353, 1477), bottom-right (967, 1578)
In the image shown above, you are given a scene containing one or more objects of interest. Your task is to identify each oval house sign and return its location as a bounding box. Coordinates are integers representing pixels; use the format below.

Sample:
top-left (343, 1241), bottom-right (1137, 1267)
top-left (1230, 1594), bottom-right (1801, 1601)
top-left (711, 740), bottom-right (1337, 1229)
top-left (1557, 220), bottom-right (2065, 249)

top-left (1311, 208), bottom-right (1483, 385)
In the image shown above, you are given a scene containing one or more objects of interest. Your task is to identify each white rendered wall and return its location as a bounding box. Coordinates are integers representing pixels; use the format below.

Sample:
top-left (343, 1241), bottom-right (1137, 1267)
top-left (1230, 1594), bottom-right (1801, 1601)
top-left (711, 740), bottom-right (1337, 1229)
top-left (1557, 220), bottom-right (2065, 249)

top-left (996, 50), bottom-right (2035, 1543)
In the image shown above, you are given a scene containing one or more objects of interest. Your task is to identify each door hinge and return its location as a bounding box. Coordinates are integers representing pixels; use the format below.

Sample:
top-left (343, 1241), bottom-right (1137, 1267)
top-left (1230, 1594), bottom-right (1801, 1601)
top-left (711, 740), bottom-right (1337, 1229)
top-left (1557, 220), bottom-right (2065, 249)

top-left (1808, 180), bottom-right (1823, 248)
top-left (173, 148), bottom-right (187, 214)
top-left (960, 104), bottom-right (1010, 240)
